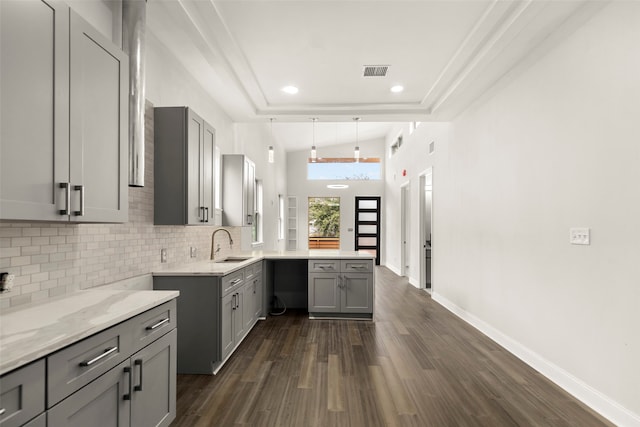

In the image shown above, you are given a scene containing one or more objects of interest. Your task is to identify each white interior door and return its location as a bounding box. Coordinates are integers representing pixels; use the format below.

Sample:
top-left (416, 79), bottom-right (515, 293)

top-left (419, 170), bottom-right (433, 289)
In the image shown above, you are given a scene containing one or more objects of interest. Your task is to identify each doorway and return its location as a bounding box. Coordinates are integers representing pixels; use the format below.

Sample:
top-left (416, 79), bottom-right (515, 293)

top-left (354, 196), bottom-right (381, 265)
top-left (400, 184), bottom-right (410, 277)
top-left (419, 170), bottom-right (433, 290)
top-left (308, 197), bottom-right (340, 249)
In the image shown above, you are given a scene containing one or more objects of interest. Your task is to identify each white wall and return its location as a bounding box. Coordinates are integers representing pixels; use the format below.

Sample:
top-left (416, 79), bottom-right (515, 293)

top-left (430, 2), bottom-right (639, 424)
top-left (287, 139), bottom-right (385, 252)
top-left (383, 122), bottom-right (449, 280)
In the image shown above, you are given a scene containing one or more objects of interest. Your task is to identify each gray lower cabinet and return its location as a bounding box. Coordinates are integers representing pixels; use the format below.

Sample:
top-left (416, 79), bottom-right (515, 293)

top-left (308, 259), bottom-right (374, 318)
top-left (153, 261), bottom-right (264, 374)
top-left (47, 307), bottom-right (177, 427)
top-left (154, 107), bottom-right (217, 225)
top-left (0, 0), bottom-right (128, 223)
top-left (0, 300), bottom-right (177, 427)
top-left (0, 360), bottom-right (45, 427)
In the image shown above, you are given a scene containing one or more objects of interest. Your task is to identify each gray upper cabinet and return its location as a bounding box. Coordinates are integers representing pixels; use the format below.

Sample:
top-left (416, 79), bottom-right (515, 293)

top-left (154, 107), bottom-right (216, 225)
top-left (222, 155), bottom-right (256, 227)
top-left (0, 0), bottom-right (128, 223)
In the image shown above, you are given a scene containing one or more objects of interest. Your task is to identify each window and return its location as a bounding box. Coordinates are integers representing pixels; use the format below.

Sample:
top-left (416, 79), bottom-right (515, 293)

top-left (278, 194), bottom-right (285, 240)
top-left (252, 179), bottom-right (263, 245)
top-left (308, 197), bottom-right (340, 249)
top-left (308, 158), bottom-right (381, 180)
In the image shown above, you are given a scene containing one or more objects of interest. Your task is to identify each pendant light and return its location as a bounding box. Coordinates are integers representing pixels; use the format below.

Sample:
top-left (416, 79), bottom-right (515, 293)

top-left (268, 118), bottom-right (275, 163)
top-left (353, 117), bottom-right (360, 162)
top-left (310, 118), bottom-right (318, 163)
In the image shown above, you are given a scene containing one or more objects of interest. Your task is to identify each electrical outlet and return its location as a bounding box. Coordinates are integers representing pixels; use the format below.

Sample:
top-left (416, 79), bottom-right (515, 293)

top-left (161, 248), bottom-right (168, 263)
top-left (569, 228), bottom-right (590, 245)
top-left (190, 247), bottom-right (197, 258)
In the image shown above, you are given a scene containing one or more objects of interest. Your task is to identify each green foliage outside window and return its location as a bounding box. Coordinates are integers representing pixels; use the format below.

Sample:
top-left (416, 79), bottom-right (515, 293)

top-left (308, 197), bottom-right (340, 238)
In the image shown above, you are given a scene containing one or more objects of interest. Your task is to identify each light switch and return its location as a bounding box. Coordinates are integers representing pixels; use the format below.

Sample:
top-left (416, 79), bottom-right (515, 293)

top-left (569, 228), bottom-right (590, 245)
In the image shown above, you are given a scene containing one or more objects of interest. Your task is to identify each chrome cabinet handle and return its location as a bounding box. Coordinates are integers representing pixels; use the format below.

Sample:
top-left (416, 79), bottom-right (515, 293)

top-left (123, 366), bottom-right (132, 400)
top-left (351, 264), bottom-right (366, 269)
top-left (59, 182), bottom-right (70, 215)
top-left (232, 293), bottom-right (236, 310)
top-left (134, 359), bottom-right (143, 391)
top-left (0, 408), bottom-right (6, 416)
top-left (230, 278), bottom-right (242, 285)
top-left (145, 318), bottom-right (169, 330)
top-left (205, 207), bottom-right (209, 222)
top-left (74, 185), bottom-right (84, 216)
top-left (337, 275), bottom-right (342, 289)
top-left (200, 207), bottom-right (205, 222)
top-left (79, 346), bottom-right (118, 367)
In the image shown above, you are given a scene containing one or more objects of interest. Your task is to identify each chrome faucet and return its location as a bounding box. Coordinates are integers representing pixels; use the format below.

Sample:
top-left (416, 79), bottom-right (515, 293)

top-left (211, 228), bottom-right (234, 260)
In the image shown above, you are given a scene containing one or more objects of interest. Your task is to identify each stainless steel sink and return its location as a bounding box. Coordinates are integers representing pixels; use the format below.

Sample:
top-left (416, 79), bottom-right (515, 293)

top-left (215, 256), bottom-right (252, 263)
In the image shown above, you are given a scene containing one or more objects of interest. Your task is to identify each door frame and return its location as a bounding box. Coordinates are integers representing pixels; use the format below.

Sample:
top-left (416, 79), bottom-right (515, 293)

top-left (400, 182), bottom-right (410, 277)
top-left (419, 168), bottom-right (433, 290)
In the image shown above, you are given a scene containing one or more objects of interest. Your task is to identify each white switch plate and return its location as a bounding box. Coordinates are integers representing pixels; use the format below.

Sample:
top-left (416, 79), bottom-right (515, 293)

top-left (570, 228), bottom-right (590, 245)
top-left (161, 248), bottom-right (168, 263)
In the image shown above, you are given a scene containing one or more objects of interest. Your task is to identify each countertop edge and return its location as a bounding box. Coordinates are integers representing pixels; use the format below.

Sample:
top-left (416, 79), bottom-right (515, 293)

top-left (0, 290), bottom-right (179, 376)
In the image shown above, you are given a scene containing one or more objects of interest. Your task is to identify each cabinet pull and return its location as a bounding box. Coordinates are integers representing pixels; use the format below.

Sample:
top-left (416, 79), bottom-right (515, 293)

top-left (0, 408), bottom-right (6, 416)
top-left (205, 207), bottom-right (209, 223)
top-left (123, 366), bottom-right (132, 400)
top-left (318, 264), bottom-right (334, 270)
top-left (79, 346), bottom-right (118, 367)
top-left (247, 214), bottom-right (253, 225)
top-left (232, 293), bottom-right (236, 310)
top-left (230, 278), bottom-right (242, 285)
top-left (350, 264), bottom-right (366, 269)
top-left (73, 185), bottom-right (85, 216)
top-left (145, 318), bottom-right (169, 330)
top-left (200, 207), bottom-right (205, 222)
top-left (59, 182), bottom-right (70, 215)
top-left (134, 359), bottom-right (143, 391)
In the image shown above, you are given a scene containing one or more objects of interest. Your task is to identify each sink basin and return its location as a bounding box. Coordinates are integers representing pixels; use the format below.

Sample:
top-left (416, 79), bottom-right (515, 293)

top-left (215, 256), bottom-right (252, 263)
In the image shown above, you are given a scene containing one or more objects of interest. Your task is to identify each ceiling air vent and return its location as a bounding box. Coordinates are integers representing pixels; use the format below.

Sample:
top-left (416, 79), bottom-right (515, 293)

top-left (363, 65), bottom-right (389, 77)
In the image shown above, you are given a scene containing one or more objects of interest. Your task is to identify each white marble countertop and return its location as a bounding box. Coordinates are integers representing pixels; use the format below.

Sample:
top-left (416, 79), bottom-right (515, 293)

top-left (0, 289), bottom-right (179, 375)
top-left (153, 250), bottom-right (374, 276)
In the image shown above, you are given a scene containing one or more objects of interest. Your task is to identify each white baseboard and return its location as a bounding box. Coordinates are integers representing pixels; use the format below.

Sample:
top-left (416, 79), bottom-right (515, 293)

top-left (408, 277), bottom-right (420, 288)
top-left (432, 292), bottom-right (640, 427)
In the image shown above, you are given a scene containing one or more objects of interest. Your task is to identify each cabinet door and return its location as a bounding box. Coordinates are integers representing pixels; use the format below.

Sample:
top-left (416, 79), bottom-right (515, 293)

top-left (202, 122), bottom-right (215, 224)
top-left (186, 109), bottom-right (204, 224)
top-left (308, 273), bottom-right (340, 313)
top-left (69, 11), bottom-right (128, 223)
top-left (253, 275), bottom-right (263, 320)
top-left (244, 158), bottom-right (255, 225)
top-left (242, 282), bottom-right (256, 332)
top-left (130, 329), bottom-right (177, 427)
top-left (341, 273), bottom-right (374, 314)
top-left (0, 0), bottom-right (70, 221)
top-left (0, 360), bottom-right (45, 427)
top-left (47, 359), bottom-right (131, 427)
top-left (234, 288), bottom-right (247, 344)
top-left (220, 292), bottom-right (235, 361)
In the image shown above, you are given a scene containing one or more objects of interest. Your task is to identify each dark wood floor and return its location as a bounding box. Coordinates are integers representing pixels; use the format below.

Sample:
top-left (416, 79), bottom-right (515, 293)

top-left (172, 267), bottom-right (612, 427)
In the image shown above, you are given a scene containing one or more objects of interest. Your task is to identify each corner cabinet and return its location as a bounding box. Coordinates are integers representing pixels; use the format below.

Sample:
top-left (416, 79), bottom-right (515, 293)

top-left (308, 259), bottom-right (374, 319)
top-left (154, 107), bottom-right (217, 225)
top-left (221, 155), bottom-right (256, 227)
top-left (0, 0), bottom-right (128, 223)
top-left (153, 260), bottom-right (264, 375)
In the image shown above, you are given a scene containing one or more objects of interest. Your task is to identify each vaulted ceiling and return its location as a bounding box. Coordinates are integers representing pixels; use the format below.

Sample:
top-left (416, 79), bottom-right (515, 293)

top-left (147, 0), bottom-right (600, 150)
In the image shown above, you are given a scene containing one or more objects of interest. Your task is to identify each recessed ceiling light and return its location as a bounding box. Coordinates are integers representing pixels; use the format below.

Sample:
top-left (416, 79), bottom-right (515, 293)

top-left (282, 85), bottom-right (299, 94)
top-left (390, 85), bottom-right (404, 93)
top-left (327, 184), bottom-right (349, 189)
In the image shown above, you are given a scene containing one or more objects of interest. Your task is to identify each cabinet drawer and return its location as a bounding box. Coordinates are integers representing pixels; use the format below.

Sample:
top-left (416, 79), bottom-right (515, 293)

top-left (308, 259), bottom-right (340, 273)
top-left (131, 300), bottom-right (177, 353)
top-left (0, 360), bottom-right (45, 427)
top-left (244, 263), bottom-right (255, 281)
top-left (341, 259), bottom-right (373, 273)
top-left (47, 322), bottom-right (130, 407)
top-left (221, 269), bottom-right (244, 295)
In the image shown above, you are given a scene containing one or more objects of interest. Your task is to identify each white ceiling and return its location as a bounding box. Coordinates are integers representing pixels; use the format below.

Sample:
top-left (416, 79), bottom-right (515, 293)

top-left (147, 0), bottom-right (598, 150)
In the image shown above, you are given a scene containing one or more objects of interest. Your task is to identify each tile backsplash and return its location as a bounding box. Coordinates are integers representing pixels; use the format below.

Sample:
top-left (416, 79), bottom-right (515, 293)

top-left (0, 102), bottom-right (239, 309)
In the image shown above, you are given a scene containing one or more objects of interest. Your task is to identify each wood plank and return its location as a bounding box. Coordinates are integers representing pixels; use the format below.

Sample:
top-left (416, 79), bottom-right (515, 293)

top-left (173, 266), bottom-right (614, 427)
